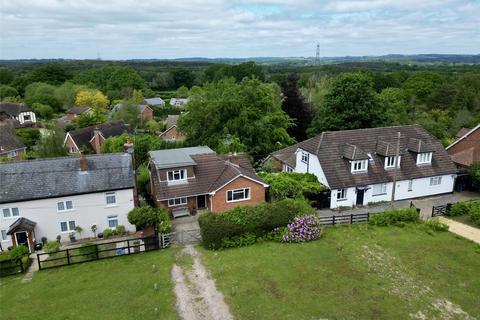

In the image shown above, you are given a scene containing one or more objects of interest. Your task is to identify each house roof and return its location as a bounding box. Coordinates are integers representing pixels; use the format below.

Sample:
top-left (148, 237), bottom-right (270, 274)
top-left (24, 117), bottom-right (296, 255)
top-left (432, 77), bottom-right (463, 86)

top-left (138, 104), bottom-right (151, 113)
top-left (456, 128), bottom-right (470, 139)
top-left (150, 152), bottom-right (267, 200)
top-left (0, 103), bottom-right (32, 117)
top-left (144, 98), bottom-right (165, 106)
top-left (0, 127), bottom-right (26, 155)
top-left (447, 123), bottom-right (480, 167)
top-left (67, 121), bottom-right (130, 151)
top-left (149, 146), bottom-right (215, 169)
top-left (270, 125), bottom-right (457, 189)
top-left (169, 98), bottom-right (189, 107)
top-left (165, 115), bottom-right (179, 129)
top-left (66, 106), bottom-right (90, 115)
top-left (0, 153), bottom-right (134, 204)
top-left (7, 217), bottom-right (37, 234)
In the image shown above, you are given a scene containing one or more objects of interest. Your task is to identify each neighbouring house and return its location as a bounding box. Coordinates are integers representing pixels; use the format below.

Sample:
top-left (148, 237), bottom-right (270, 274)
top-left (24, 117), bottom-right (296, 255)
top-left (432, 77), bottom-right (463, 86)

top-left (64, 120), bottom-right (130, 155)
top-left (149, 146), bottom-right (268, 218)
top-left (169, 98), bottom-right (189, 108)
top-left (111, 103), bottom-right (154, 121)
top-left (65, 106), bottom-right (92, 122)
top-left (143, 97), bottom-right (165, 107)
top-left (0, 153), bottom-right (136, 252)
top-left (0, 103), bottom-right (36, 125)
top-left (0, 127), bottom-right (26, 160)
top-left (159, 115), bottom-right (185, 141)
top-left (446, 124), bottom-right (480, 191)
top-left (269, 125), bottom-right (457, 209)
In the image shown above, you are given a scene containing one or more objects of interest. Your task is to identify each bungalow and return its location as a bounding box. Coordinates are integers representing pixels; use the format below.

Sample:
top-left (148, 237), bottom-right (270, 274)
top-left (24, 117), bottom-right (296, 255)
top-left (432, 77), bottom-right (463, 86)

top-left (65, 106), bottom-right (92, 122)
top-left (169, 98), bottom-right (188, 108)
top-left (64, 121), bottom-right (130, 155)
top-left (149, 147), bottom-right (268, 218)
top-left (143, 97), bottom-right (165, 107)
top-left (0, 127), bottom-right (26, 160)
top-left (269, 125), bottom-right (457, 209)
top-left (159, 115), bottom-right (185, 141)
top-left (0, 103), bottom-right (36, 125)
top-left (0, 153), bottom-right (136, 252)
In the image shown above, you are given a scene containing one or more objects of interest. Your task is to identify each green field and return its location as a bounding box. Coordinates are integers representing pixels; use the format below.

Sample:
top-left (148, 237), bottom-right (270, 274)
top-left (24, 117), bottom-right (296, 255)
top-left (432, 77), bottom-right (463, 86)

top-left (0, 249), bottom-right (178, 320)
top-left (201, 224), bottom-right (480, 320)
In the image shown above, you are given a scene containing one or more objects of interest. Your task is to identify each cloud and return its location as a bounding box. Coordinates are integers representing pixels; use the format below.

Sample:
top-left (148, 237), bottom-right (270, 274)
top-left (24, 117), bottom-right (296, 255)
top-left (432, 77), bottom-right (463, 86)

top-left (0, 0), bottom-right (478, 59)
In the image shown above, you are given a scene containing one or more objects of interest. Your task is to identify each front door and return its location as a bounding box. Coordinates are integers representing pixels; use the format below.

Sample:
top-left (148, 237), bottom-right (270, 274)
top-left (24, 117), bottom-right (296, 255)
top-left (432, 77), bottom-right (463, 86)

top-left (197, 195), bottom-right (206, 209)
top-left (356, 189), bottom-right (365, 206)
top-left (15, 231), bottom-right (30, 252)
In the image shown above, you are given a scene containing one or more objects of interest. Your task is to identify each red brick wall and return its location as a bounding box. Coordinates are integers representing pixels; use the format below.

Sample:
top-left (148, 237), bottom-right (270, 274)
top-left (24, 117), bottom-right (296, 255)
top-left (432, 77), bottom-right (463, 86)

top-left (64, 134), bottom-right (80, 154)
top-left (141, 108), bottom-right (154, 121)
top-left (160, 126), bottom-right (186, 141)
top-left (211, 176), bottom-right (266, 212)
top-left (91, 134), bottom-right (104, 154)
top-left (65, 113), bottom-right (75, 121)
top-left (448, 127), bottom-right (480, 166)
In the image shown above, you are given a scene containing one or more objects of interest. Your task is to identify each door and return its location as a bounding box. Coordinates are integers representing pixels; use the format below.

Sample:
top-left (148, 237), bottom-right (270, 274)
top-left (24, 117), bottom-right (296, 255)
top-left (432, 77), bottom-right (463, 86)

top-left (356, 189), bottom-right (365, 206)
top-left (15, 231), bottom-right (30, 252)
top-left (197, 195), bottom-right (206, 209)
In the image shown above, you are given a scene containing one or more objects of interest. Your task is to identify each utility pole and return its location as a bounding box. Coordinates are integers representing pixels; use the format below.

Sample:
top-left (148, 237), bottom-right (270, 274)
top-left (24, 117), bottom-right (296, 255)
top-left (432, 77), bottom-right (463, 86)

top-left (390, 132), bottom-right (401, 206)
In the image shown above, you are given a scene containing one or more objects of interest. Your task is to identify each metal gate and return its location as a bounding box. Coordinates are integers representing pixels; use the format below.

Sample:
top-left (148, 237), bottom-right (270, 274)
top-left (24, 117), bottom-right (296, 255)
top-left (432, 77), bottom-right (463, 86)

top-left (159, 229), bottom-right (201, 248)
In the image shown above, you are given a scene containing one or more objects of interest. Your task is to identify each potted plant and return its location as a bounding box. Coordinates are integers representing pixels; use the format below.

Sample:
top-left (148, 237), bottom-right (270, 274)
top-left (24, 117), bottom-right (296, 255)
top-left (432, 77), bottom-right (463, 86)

top-left (75, 226), bottom-right (83, 239)
top-left (91, 225), bottom-right (97, 238)
top-left (69, 232), bottom-right (76, 243)
top-left (56, 235), bottom-right (61, 243)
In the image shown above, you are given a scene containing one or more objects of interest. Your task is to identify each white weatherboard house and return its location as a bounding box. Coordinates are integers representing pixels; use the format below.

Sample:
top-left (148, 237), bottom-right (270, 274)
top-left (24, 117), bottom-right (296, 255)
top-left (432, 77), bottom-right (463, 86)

top-left (0, 103), bottom-right (37, 125)
top-left (0, 153), bottom-right (136, 253)
top-left (269, 125), bottom-right (457, 209)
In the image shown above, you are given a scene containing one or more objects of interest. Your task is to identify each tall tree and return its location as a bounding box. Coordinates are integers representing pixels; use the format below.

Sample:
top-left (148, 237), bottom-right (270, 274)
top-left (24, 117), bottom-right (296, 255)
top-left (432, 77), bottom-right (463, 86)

top-left (35, 127), bottom-right (68, 158)
top-left (29, 63), bottom-right (69, 85)
top-left (0, 68), bottom-right (14, 85)
top-left (308, 72), bottom-right (385, 135)
top-left (280, 74), bottom-right (314, 142)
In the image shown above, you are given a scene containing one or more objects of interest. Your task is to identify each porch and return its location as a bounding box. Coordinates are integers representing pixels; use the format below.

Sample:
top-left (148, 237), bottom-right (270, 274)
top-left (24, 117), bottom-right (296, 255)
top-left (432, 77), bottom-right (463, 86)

top-left (6, 217), bottom-right (37, 253)
top-left (167, 194), bottom-right (209, 219)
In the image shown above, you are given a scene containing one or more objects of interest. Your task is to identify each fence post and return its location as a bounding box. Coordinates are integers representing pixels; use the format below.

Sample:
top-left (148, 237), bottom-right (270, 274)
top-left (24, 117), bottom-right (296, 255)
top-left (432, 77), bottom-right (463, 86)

top-left (332, 215), bottom-right (336, 226)
top-left (37, 254), bottom-right (42, 271)
top-left (95, 244), bottom-right (99, 260)
top-left (367, 212), bottom-right (370, 221)
top-left (127, 240), bottom-right (130, 255)
top-left (66, 249), bottom-right (70, 265)
top-left (350, 214), bottom-right (353, 224)
top-left (431, 206), bottom-right (435, 217)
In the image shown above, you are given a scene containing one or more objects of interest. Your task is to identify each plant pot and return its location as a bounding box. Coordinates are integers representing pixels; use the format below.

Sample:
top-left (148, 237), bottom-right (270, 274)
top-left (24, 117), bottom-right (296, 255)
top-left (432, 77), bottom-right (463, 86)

top-left (69, 236), bottom-right (76, 243)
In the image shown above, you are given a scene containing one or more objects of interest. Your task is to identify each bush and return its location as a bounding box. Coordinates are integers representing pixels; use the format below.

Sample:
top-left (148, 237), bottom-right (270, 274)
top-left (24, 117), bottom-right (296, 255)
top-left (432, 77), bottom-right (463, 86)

top-left (44, 241), bottom-right (60, 253)
top-left (103, 228), bottom-right (114, 238)
top-left (282, 214), bottom-right (321, 243)
top-left (470, 204), bottom-right (480, 226)
top-left (158, 210), bottom-right (172, 233)
top-left (128, 206), bottom-right (167, 230)
top-left (221, 233), bottom-right (257, 248)
top-left (78, 242), bottom-right (97, 260)
top-left (115, 225), bottom-right (126, 236)
top-left (448, 202), bottom-right (471, 216)
top-left (199, 198), bottom-right (315, 249)
top-left (368, 208), bottom-right (420, 227)
top-left (9, 245), bottom-right (29, 259)
top-left (424, 220), bottom-right (449, 232)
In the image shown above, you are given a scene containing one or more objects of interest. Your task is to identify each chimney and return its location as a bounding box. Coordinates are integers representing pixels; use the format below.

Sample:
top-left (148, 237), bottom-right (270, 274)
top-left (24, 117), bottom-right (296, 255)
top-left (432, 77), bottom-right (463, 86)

top-left (79, 153), bottom-right (88, 171)
top-left (124, 138), bottom-right (134, 154)
top-left (92, 127), bottom-right (102, 154)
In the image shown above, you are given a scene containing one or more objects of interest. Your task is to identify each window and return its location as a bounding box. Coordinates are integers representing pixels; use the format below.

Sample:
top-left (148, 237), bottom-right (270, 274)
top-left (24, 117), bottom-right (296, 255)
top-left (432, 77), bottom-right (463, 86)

top-left (108, 215), bottom-right (119, 228)
top-left (105, 192), bottom-right (116, 205)
top-left (7, 150), bottom-right (17, 158)
top-left (301, 152), bottom-right (309, 164)
top-left (60, 220), bottom-right (76, 232)
top-left (168, 197), bottom-right (187, 207)
top-left (372, 183), bottom-right (387, 196)
top-left (68, 146), bottom-right (76, 153)
top-left (408, 180), bottom-right (413, 192)
top-left (2, 208), bottom-right (19, 218)
top-left (430, 176), bottom-right (442, 186)
top-left (285, 166), bottom-right (294, 173)
top-left (23, 115), bottom-right (31, 121)
top-left (351, 160), bottom-right (368, 173)
top-left (417, 152), bottom-right (432, 165)
top-left (167, 169), bottom-right (186, 182)
top-left (1, 230), bottom-right (8, 241)
top-left (336, 189), bottom-right (347, 200)
top-left (385, 156), bottom-right (401, 169)
top-left (227, 188), bottom-right (251, 202)
top-left (57, 201), bottom-right (73, 212)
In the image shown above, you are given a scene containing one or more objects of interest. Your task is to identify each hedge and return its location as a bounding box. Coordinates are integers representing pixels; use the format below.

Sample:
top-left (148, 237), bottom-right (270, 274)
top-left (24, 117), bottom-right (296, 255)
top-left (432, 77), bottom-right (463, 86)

top-left (199, 198), bottom-right (316, 249)
top-left (368, 208), bottom-right (420, 226)
top-left (449, 200), bottom-right (480, 226)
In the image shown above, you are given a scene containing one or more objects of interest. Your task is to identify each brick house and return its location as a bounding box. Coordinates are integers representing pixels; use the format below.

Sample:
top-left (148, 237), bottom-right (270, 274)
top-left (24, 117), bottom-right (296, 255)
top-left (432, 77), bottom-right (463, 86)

top-left (149, 147), bottom-right (268, 218)
top-left (64, 121), bottom-right (130, 154)
top-left (111, 103), bottom-right (154, 121)
top-left (159, 115), bottom-right (185, 141)
top-left (65, 107), bottom-right (92, 122)
top-left (0, 127), bottom-right (26, 160)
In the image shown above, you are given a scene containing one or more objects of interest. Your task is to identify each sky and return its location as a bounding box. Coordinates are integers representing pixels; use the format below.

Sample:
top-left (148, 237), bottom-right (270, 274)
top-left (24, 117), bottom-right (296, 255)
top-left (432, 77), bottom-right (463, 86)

top-left (0, 0), bottom-right (479, 60)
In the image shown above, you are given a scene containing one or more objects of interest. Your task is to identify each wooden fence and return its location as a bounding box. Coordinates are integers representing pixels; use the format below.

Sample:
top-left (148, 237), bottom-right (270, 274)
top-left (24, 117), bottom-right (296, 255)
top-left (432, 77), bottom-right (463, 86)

top-left (0, 258), bottom-right (24, 277)
top-left (37, 236), bottom-right (159, 270)
top-left (318, 212), bottom-right (371, 226)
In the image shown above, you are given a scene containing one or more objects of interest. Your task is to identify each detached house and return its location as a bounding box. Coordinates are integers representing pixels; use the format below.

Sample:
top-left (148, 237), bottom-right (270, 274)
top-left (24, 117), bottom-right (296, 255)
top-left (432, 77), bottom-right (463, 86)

top-left (0, 103), bottom-right (36, 125)
top-left (0, 153), bottom-right (136, 252)
top-left (143, 97), bottom-right (165, 107)
top-left (111, 103), bottom-right (154, 121)
top-left (159, 115), bottom-right (185, 141)
top-left (149, 147), bottom-right (268, 218)
top-left (65, 106), bottom-right (92, 121)
top-left (269, 125), bottom-right (457, 209)
top-left (169, 98), bottom-right (189, 108)
top-left (0, 127), bottom-right (26, 160)
top-left (64, 121), bottom-right (130, 154)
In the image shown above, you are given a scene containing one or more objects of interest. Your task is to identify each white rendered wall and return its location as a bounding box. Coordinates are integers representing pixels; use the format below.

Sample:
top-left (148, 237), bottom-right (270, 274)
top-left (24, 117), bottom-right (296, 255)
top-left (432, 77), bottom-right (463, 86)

top-left (294, 149), bottom-right (330, 187)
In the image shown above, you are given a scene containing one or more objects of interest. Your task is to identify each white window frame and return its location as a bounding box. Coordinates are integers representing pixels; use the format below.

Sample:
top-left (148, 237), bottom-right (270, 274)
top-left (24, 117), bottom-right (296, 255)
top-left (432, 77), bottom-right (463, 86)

top-left (60, 220), bottom-right (76, 233)
top-left (351, 160), bottom-right (368, 173)
top-left (408, 180), bottom-right (413, 192)
top-left (284, 165), bottom-right (294, 173)
top-left (168, 197), bottom-right (187, 207)
top-left (372, 183), bottom-right (387, 196)
top-left (226, 188), bottom-right (251, 203)
top-left (430, 176), bottom-right (442, 186)
top-left (57, 200), bottom-right (73, 212)
top-left (336, 189), bottom-right (347, 200)
top-left (105, 192), bottom-right (117, 206)
top-left (2, 207), bottom-right (20, 219)
top-left (417, 152), bottom-right (432, 165)
top-left (107, 215), bottom-right (119, 229)
top-left (68, 146), bottom-right (76, 153)
top-left (1, 229), bottom-right (8, 241)
top-left (167, 169), bottom-right (187, 182)
top-left (301, 152), bottom-right (309, 164)
top-left (385, 156), bottom-right (401, 169)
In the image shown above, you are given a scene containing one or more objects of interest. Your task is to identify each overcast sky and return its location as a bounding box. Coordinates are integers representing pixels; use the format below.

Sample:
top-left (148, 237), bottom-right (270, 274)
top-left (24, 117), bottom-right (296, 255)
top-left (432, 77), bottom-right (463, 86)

top-left (1, 0), bottom-right (479, 60)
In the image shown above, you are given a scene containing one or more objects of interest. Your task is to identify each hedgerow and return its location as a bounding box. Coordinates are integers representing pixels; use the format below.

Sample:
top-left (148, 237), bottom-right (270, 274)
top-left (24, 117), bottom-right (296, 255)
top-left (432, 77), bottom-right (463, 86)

top-left (368, 208), bottom-right (420, 226)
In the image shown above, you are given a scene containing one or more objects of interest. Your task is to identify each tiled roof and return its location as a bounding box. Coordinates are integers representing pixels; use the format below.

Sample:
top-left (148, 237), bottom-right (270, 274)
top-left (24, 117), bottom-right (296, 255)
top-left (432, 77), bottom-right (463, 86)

top-left (0, 153), bottom-right (134, 204)
top-left (270, 125), bottom-right (457, 189)
top-left (0, 127), bottom-right (26, 155)
top-left (67, 121), bottom-right (130, 151)
top-left (0, 103), bottom-right (32, 117)
top-left (165, 115), bottom-right (179, 129)
top-left (7, 217), bottom-right (37, 234)
top-left (66, 106), bottom-right (90, 115)
top-left (144, 98), bottom-right (165, 106)
top-left (342, 143), bottom-right (369, 160)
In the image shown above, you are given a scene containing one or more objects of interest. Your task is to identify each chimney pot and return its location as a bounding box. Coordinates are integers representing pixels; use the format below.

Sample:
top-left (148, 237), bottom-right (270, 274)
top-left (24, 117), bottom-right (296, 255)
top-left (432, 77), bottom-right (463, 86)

top-left (79, 153), bottom-right (88, 171)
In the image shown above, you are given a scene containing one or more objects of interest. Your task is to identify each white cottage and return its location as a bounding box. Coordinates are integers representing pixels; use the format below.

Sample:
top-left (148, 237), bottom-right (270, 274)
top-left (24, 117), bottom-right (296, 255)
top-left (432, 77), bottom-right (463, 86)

top-left (269, 125), bottom-right (457, 209)
top-left (0, 153), bottom-right (136, 252)
top-left (0, 103), bottom-right (36, 125)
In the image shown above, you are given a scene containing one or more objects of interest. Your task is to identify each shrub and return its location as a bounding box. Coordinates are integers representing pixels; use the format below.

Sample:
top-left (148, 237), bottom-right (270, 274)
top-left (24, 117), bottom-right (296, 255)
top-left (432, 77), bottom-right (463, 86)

top-left (259, 172), bottom-right (327, 200)
top-left (448, 202), bottom-right (471, 216)
top-left (199, 198), bottom-right (315, 249)
top-left (158, 210), bottom-right (172, 233)
top-left (221, 233), bottom-right (257, 248)
top-left (103, 228), bottom-right (114, 238)
top-left (368, 208), bottom-right (420, 226)
top-left (282, 214), bottom-right (321, 243)
top-left (128, 206), bottom-right (167, 230)
top-left (78, 242), bottom-right (97, 260)
top-left (470, 204), bottom-right (480, 226)
top-left (9, 245), bottom-right (29, 259)
top-left (44, 241), bottom-right (60, 253)
top-left (424, 219), bottom-right (449, 232)
top-left (115, 225), bottom-right (126, 236)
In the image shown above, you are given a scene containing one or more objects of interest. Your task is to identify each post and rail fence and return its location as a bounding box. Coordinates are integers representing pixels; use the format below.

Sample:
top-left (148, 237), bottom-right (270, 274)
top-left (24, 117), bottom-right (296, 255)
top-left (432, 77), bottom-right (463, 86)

top-left (0, 257), bottom-right (24, 277)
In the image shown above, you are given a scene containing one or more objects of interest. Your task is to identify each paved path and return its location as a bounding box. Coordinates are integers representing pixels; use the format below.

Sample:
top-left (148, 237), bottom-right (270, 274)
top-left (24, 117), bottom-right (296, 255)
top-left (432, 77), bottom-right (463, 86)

top-left (21, 254), bottom-right (38, 283)
top-left (438, 217), bottom-right (480, 245)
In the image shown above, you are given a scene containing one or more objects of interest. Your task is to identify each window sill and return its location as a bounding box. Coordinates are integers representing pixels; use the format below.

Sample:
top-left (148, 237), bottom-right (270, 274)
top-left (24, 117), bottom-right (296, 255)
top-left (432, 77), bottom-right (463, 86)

top-left (105, 204), bottom-right (118, 208)
top-left (2, 216), bottom-right (20, 220)
top-left (372, 193), bottom-right (387, 197)
top-left (57, 209), bottom-right (75, 213)
top-left (337, 199), bottom-right (348, 202)
top-left (227, 198), bottom-right (251, 203)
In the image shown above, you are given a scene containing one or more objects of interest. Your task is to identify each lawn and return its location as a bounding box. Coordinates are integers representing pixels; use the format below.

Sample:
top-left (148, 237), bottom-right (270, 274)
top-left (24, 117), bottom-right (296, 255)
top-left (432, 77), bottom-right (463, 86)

top-left (0, 249), bottom-right (178, 320)
top-left (201, 224), bottom-right (480, 320)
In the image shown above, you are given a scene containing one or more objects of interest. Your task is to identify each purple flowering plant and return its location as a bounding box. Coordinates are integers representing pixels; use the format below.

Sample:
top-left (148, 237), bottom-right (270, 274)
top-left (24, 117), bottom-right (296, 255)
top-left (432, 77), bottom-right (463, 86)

top-left (281, 214), bottom-right (321, 243)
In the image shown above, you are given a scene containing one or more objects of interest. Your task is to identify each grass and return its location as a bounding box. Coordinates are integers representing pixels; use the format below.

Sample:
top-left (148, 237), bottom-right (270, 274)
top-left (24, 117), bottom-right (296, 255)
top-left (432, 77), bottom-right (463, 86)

top-left (0, 249), bottom-right (178, 320)
top-left (201, 224), bottom-right (480, 320)
top-left (449, 214), bottom-right (480, 229)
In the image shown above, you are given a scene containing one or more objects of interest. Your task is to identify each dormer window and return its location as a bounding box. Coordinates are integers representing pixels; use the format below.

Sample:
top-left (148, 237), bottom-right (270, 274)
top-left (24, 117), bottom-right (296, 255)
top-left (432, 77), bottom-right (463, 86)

top-left (301, 152), bottom-right (309, 164)
top-left (417, 152), bottom-right (432, 165)
top-left (385, 156), bottom-right (401, 169)
top-left (351, 160), bottom-right (368, 173)
top-left (167, 169), bottom-right (187, 182)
